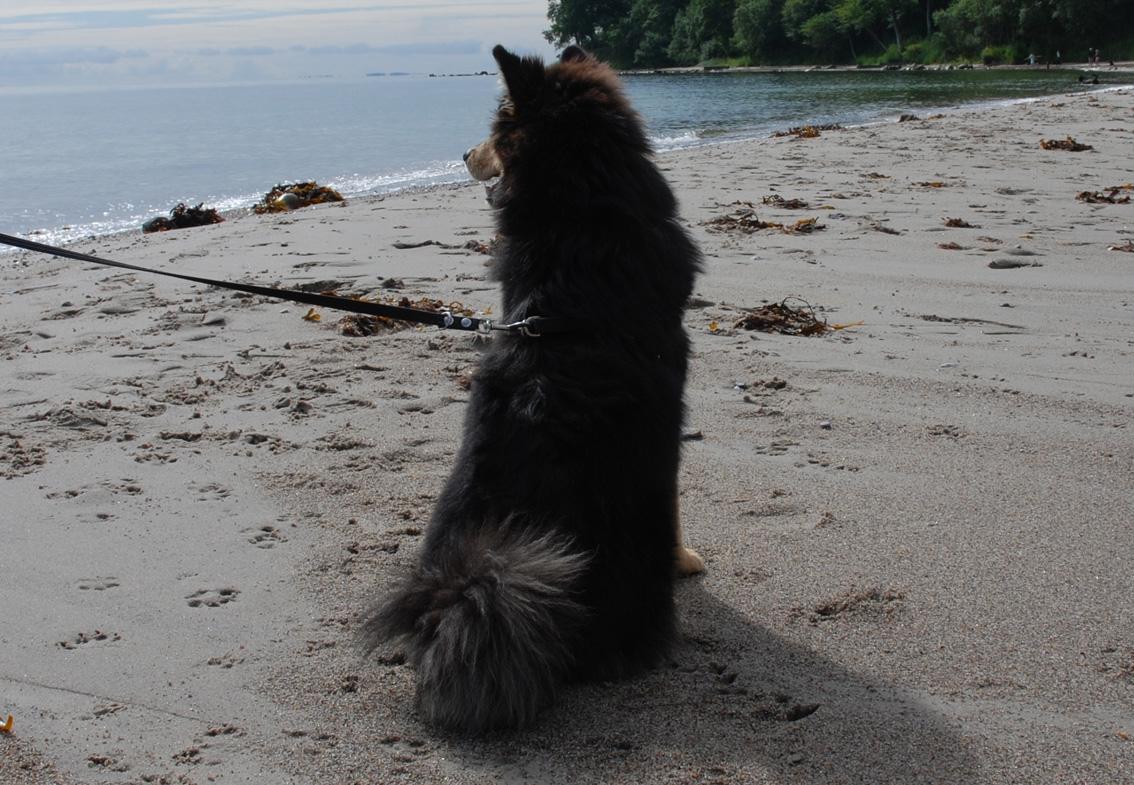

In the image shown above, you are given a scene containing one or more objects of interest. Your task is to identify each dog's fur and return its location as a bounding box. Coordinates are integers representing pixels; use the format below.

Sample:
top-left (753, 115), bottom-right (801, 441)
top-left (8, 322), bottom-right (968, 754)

top-left (362, 44), bottom-right (702, 733)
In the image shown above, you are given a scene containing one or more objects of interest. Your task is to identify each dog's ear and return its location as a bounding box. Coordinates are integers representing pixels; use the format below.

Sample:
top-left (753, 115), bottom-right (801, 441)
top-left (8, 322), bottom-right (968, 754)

top-left (493, 44), bottom-right (543, 109)
top-left (560, 45), bottom-right (590, 64)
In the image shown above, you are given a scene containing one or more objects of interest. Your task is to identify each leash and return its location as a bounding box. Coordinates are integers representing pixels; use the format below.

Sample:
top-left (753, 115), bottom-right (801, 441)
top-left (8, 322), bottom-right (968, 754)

top-left (0, 231), bottom-right (567, 338)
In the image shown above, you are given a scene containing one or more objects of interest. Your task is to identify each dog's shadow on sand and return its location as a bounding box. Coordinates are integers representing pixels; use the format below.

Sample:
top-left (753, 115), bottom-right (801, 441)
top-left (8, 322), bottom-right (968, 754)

top-left (446, 580), bottom-right (981, 784)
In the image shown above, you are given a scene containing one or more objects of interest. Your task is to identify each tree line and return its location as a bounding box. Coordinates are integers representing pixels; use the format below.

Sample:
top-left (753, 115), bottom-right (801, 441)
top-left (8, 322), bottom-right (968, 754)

top-left (544, 0), bottom-right (1133, 68)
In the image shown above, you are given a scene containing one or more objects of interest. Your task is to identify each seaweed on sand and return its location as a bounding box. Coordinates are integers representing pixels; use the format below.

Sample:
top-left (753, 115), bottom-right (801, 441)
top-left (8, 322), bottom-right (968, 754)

top-left (732, 297), bottom-right (858, 336)
top-left (771, 123), bottom-right (843, 139)
top-left (1039, 136), bottom-right (1093, 152)
top-left (704, 206), bottom-right (823, 235)
top-left (762, 194), bottom-right (810, 209)
top-left (1077, 187), bottom-right (1132, 204)
top-left (254, 181), bottom-right (344, 214)
top-left (142, 202), bottom-right (224, 233)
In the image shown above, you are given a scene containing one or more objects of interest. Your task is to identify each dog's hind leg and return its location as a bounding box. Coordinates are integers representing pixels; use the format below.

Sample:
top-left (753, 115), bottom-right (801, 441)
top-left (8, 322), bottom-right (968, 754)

top-left (673, 494), bottom-right (705, 576)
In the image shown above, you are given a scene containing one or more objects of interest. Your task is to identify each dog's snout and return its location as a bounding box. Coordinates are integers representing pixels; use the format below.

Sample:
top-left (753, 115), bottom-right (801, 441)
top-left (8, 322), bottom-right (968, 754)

top-left (463, 148), bottom-right (472, 162)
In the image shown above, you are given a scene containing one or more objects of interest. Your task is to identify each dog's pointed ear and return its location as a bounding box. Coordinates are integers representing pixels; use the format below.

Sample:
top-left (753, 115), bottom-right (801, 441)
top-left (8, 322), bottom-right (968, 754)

top-left (493, 44), bottom-right (543, 108)
top-left (560, 45), bottom-right (590, 64)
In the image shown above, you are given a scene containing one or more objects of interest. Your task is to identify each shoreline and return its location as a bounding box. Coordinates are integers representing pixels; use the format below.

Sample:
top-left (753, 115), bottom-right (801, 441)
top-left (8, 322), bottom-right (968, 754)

top-left (5, 77), bottom-right (1130, 259)
top-left (2, 86), bottom-right (1133, 783)
top-left (624, 60), bottom-right (1134, 75)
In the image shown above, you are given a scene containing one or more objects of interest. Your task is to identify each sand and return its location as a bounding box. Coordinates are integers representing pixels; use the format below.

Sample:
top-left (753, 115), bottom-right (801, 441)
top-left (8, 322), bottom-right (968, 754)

top-left (2, 84), bottom-right (1132, 785)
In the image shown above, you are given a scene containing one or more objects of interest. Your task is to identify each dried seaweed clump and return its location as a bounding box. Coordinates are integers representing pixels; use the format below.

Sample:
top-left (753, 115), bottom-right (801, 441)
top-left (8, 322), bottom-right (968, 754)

top-left (782, 217), bottom-right (822, 234)
top-left (1039, 137), bottom-right (1093, 152)
top-left (254, 181), bottom-right (344, 214)
top-left (733, 297), bottom-right (835, 336)
top-left (1077, 186), bottom-right (1132, 204)
top-left (762, 194), bottom-right (810, 209)
top-left (771, 123), bottom-right (843, 138)
top-left (943, 217), bottom-right (978, 228)
top-left (705, 205), bottom-right (776, 233)
top-left (704, 205), bottom-right (822, 235)
top-left (142, 202), bottom-right (224, 233)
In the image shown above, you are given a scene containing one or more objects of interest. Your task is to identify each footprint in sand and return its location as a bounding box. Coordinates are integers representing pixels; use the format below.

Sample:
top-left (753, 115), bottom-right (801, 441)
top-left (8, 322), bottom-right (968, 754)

top-left (190, 481), bottom-right (232, 500)
top-left (91, 702), bottom-right (127, 719)
top-left (57, 630), bottom-right (122, 649)
top-left (107, 480), bottom-right (143, 495)
top-left (678, 649), bottom-right (822, 721)
top-left (186, 587), bottom-right (240, 608)
top-left (77, 576), bottom-right (120, 591)
top-left (243, 525), bottom-right (288, 549)
top-left (206, 651), bottom-right (245, 668)
top-left (1, 435), bottom-right (47, 478)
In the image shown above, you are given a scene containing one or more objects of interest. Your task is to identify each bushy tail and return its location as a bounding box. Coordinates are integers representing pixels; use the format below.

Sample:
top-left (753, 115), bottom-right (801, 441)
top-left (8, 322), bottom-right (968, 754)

top-left (361, 530), bottom-right (588, 732)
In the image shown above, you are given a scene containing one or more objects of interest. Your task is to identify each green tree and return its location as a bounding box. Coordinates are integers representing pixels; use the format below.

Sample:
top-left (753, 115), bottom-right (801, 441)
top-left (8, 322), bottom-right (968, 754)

top-left (800, 9), bottom-right (849, 54)
top-left (835, 0), bottom-right (916, 55)
top-left (614, 0), bottom-right (685, 67)
top-left (932, 0), bottom-right (1021, 56)
top-left (544, 0), bottom-right (632, 55)
top-left (544, 1), bottom-right (1134, 68)
top-left (667, 0), bottom-right (739, 62)
top-left (782, 0), bottom-right (839, 54)
top-left (733, 0), bottom-right (786, 61)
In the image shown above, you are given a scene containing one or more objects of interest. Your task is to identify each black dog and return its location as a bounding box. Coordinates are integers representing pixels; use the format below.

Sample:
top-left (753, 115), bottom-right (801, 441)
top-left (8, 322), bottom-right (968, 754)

top-left (363, 44), bottom-right (703, 733)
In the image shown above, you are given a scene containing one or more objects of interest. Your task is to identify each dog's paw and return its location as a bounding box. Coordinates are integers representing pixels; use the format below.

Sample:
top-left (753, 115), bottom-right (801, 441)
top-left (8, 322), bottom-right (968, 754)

top-left (675, 546), bottom-right (705, 577)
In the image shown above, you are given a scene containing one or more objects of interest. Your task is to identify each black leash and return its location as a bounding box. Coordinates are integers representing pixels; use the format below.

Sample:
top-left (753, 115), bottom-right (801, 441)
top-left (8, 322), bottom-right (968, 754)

top-left (0, 231), bottom-right (565, 337)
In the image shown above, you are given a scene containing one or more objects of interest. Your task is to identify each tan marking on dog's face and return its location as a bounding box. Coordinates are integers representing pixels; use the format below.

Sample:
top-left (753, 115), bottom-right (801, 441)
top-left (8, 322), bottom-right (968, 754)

top-left (465, 140), bottom-right (501, 181)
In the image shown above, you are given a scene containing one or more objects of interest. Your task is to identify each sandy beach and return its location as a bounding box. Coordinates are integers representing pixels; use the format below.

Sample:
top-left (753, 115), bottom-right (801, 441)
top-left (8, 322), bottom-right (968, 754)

top-left (2, 85), bottom-right (1132, 784)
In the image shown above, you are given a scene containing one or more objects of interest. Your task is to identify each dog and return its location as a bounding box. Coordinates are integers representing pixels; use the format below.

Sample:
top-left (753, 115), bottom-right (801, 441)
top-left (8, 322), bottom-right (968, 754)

top-left (362, 44), bottom-right (703, 733)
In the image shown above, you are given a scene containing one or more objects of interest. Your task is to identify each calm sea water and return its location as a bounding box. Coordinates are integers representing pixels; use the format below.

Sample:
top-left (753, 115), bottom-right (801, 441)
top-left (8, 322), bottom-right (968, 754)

top-left (0, 69), bottom-right (1111, 248)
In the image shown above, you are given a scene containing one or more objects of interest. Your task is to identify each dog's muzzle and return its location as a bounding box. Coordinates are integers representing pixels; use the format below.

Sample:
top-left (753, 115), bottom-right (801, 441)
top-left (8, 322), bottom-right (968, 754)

top-left (464, 143), bottom-right (503, 206)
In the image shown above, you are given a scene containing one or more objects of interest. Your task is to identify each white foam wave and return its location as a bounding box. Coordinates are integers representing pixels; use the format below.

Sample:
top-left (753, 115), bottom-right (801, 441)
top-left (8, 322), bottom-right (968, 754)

top-left (328, 160), bottom-right (471, 198)
top-left (650, 130), bottom-right (701, 150)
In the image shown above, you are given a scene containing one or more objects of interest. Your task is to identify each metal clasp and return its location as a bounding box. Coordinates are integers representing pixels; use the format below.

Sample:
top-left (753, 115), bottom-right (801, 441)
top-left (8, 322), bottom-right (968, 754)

top-left (496, 317), bottom-right (542, 337)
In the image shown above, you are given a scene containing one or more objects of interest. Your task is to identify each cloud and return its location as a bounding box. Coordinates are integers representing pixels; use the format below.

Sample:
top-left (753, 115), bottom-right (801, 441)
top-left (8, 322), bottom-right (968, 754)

top-left (303, 39), bottom-right (483, 56)
top-left (0, 3), bottom-right (545, 35)
top-left (0, 2), bottom-right (554, 86)
top-left (0, 45), bottom-right (146, 66)
top-left (191, 45), bottom-right (278, 57)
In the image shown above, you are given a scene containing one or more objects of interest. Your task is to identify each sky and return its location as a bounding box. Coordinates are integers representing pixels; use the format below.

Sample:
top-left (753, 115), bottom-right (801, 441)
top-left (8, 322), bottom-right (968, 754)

top-left (0, 1), bottom-right (559, 88)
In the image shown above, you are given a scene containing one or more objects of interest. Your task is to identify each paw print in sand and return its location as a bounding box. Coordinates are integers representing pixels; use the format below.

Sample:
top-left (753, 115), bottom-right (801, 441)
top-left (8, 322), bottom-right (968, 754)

top-left (186, 587), bottom-right (240, 608)
top-left (243, 525), bottom-right (288, 549)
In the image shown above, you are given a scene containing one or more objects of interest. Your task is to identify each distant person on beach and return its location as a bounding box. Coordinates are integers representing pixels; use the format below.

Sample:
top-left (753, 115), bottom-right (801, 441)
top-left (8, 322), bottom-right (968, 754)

top-left (1055, 50), bottom-right (1062, 65)
top-left (1027, 52), bottom-right (1036, 65)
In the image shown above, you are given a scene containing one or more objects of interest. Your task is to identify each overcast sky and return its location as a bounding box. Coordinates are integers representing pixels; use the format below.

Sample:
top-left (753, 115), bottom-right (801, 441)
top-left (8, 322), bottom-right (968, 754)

top-left (0, 1), bottom-right (559, 88)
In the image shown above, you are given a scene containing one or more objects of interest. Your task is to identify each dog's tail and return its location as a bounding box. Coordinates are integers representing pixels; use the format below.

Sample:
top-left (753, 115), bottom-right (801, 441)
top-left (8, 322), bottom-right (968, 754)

top-left (361, 529), bottom-right (588, 732)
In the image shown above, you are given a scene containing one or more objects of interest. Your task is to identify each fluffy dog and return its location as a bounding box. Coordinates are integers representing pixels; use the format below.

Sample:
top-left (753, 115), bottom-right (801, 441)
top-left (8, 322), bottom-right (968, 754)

top-left (363, 44), bottom-right (703, 733)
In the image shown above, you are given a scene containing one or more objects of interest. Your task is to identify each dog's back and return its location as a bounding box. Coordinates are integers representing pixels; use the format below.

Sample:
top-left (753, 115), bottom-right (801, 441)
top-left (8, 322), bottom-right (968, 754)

top-left (364, 44), bottom-right (700, 732)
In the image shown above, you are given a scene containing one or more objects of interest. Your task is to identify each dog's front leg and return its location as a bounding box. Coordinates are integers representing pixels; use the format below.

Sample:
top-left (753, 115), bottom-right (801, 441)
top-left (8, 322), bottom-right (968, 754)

top-left (674, 495), bottom-right (705, 576)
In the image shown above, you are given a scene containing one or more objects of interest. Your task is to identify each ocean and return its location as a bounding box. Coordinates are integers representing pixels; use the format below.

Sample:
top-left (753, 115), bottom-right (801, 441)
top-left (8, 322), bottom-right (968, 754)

top-left (0, 68), bottom-right (1109, 249)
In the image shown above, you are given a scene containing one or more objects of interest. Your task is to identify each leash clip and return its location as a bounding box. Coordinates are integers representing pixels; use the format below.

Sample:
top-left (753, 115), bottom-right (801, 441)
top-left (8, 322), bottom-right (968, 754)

top-left (496, 316), bottom-right (545, 338)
